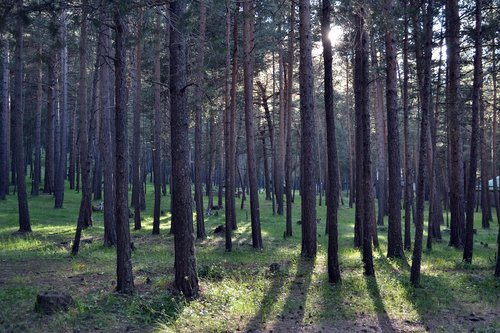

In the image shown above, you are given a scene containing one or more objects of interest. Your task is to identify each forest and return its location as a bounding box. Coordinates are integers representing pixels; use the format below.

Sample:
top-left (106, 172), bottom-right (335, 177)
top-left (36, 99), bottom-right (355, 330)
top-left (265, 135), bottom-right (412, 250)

top-left (0, 0), bottom-right (499, 332)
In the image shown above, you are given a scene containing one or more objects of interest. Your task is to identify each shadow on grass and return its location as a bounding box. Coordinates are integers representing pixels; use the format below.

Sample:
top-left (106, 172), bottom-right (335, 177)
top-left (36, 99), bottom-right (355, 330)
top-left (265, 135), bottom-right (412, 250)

top-left (245, 264), bottom-right (290, 332)
top-left (364, 275), bottom-right (395, 332)
top-left (275, 256), bottom-right (314, 330)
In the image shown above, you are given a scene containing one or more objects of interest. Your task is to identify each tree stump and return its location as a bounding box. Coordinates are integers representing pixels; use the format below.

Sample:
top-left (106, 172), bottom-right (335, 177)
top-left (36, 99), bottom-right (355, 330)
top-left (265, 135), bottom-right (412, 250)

top-left (35, 292), bottom-right (74, 314)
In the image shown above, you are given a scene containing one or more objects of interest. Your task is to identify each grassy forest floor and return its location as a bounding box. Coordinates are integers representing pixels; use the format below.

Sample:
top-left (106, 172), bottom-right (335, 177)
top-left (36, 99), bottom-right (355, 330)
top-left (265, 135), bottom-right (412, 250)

top-left (0, 182), bottom-right (499, 333)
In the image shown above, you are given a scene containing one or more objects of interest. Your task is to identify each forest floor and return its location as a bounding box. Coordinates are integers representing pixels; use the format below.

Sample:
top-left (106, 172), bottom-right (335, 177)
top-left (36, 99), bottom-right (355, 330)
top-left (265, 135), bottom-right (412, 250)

top-left (0, 182), bottom-right (499, 333)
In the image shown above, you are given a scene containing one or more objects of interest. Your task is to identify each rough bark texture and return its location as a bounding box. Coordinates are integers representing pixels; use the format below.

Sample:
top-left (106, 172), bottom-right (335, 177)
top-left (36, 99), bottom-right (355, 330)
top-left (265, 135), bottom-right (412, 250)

top-left (243, 0), bottom-right (263, 250)
top-left (0, 38), bottom-right (9, 199)
top-left (132, 9), bottom-right (143, 230)
top-left (170, 0), bottom-right (199, 298)
top-left (446, 0), bottom-right (464, 249)
top-left (402, 0), bottom-right (412, 251)
top-left (54, 13), bottom-right (68, 209)
top-left (299, 0), bottom-right (317, 258)
top-left (194, 0), bottom-right (207, 240)
top-left (72, 4), bottom-right (92, 254)
top-left (32, 50), bottom-right (42, 196)
top-left (13, 0), bottom-right (31, 232)
top-left (114, 7), bottom-right (134, 294)
top-left (410, 0), bottom-right (433, 287)
top-left (99, 11), bottom-right (116, 247)
top-left (284, 0), bottom-right (295, 238)
top-left (321, 0), bottom-right (340, 283)
top-left (384, 0), bottom-right (403, 259)
top-left (463, 0), bottom-right (482, 264)
top-left (152, 11), bottom-right (161, 236)
top-left (223, 2), bottom-right (235, 251)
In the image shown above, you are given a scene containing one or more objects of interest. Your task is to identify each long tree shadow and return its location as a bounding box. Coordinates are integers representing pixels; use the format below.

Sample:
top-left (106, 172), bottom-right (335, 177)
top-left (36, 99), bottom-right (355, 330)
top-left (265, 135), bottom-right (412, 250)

top-left (274, 256), bottom-right (314, 332)
top-left (245, 263), bottom-right (290, 332)
top-left (364, 275), bottom-right (396, 332)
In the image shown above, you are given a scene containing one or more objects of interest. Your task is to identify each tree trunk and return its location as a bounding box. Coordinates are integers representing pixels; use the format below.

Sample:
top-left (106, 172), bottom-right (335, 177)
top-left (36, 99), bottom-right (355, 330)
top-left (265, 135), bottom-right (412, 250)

top-left (224, 2), bottom-right (237, 251)
top-left (0, 38), bottom-right (9, 199)
top-left (152, 11), bottom-right (162, 236)
top-left (72, 4), bottom-right (92, 254)
top-left (463, 0), bottom-right (482, 264)
top-left (299, 0), bottom-right (317, 258)
top-left (32, 47), bottom-right (42, 196)
top-left (384, 0), bottom-right (403, 259)
top-left (132, 9), bottom-right (143, 230)
top-left (447, 0), bottom-right (464, 249)
top-left (54, 12), bottom-right (68, 209)
top-left (113, 6), bottom-right (134, 294)
top-left (410, 0), bottom-right (433, 287)
top-left (169, 0), bottom-right (199, 298)
top-left (194, 0), bottom-right (207, 239)
top-left (284, 0), bottom-right (295, 238)
top-left (13, 0), bottom-right (30, 232)
top-left (321, 0), bottom-right (340, 283)
top-left (243, 0), bottom-right (263, 250)
top-left (402, 0), bottom-right (412, 251)
top-left (99, 12), bottom-right (116, 247)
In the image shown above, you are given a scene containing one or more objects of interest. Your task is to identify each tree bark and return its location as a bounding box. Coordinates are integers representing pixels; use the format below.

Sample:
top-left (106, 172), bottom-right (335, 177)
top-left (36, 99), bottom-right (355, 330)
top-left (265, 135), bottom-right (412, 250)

top-left (284, 0), bottom-right (295, 238)
top-left (13, 0), bottom-right (31, 232)
top-left (321, 0), bottom-right (340, 283)
top-left (170, 0), bottom-right (199, 298)
top-left (99, 12), bottom-right (116, 247)
top-left (446, 0), bottom-right (464, 249)
top-left (463, 0), bottom-right (482, 264)
top-left (32, 47), bottom-right (42, 196)
top-left (410, 0), bottom-right (433, 287)
top-left (132, 9), bottom-right (143, 230)
top-left (194, 0), bottom-right (207, 239)
top-left (113, 6), bottom-right (134, 294)
top-left (384, 0), bottom-right (403, 259)
top-left (152, 11), bottom-right (162, 236)
top-left (243, 0), bottom-right (263, 250)
top-left (54, 12), bottom-right (68, 209)
top-left (0, 37), bottom-right (9, 199)
top-left (72, 3), bottom-right (92, 255)
top-left (299, 0), bottom-right (317, 258)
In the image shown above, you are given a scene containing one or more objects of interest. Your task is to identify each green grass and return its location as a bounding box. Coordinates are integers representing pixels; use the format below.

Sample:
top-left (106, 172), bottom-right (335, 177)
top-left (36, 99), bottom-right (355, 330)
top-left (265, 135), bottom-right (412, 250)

top-left (0, 181), bottom-right (499, 332)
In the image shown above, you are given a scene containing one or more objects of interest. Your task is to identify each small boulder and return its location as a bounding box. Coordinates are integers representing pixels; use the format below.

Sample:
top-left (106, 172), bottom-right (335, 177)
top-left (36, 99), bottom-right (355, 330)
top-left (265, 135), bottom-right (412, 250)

top-left (35, 291), bottom-right (74, 314)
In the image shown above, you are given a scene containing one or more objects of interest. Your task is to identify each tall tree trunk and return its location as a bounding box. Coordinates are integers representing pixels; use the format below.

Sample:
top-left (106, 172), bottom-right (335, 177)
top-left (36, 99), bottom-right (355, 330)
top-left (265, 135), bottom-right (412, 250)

top-left (243, 0), bottom-right (263, 250)
top-left (169, 0), bottom-right (199, 298)
top-left (384, 0), bottom-right (403, 259)
top-left (284, 0), bottom-right (295, 238)
top-left (224, 2), bottom-right (238, 251)
top-left (100, 12), bottom-right (116, 247)
top-left (299, 0), bottom-right (317, 258)
top-left (447, 0), bottom-right (464, 249)
top-left (0, 38), bottom-right (9, 199)
top-left (69, 105), bottom-right (77, 190)
top-left (54, 12), bottom-right (68, 209)
top-left (463, 0), bottom-right (482, 264)
top-left (492, 39), bottom-right (500, 277)
top-left (194, 0), bottom-right (207, 239)
top-left (152, 11), bottom-right (162, 236)
top-left (44, 53), bottom-right (56, 195)
top-left (371, 40), bottom-right (387, 227)
top-left (132, 8), bottom-right (143, 230)
top-left (410, 0), bottom-right (433, 287)
top-left (14, 0), bottom-right (31, 232)
top-left (402, 0), bottom-right (412, 250)
top-left (72, 4), bottom-right (92, 254)
top-left (113, 6), bottom-right (134, 294)
top-left (321, 0), bottom-right (340, 283)
top-left (32, 47), bottom-right (42, 196)
top-left (276, 53), bottom-right (285, 216)
top-left (354, 9), bottom-right (374, 275)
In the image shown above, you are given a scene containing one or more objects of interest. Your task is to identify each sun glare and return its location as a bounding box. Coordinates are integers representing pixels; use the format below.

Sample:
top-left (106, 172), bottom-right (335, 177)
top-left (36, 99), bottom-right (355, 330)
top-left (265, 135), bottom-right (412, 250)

top-left (328, 25), bottom-right (343, 46)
